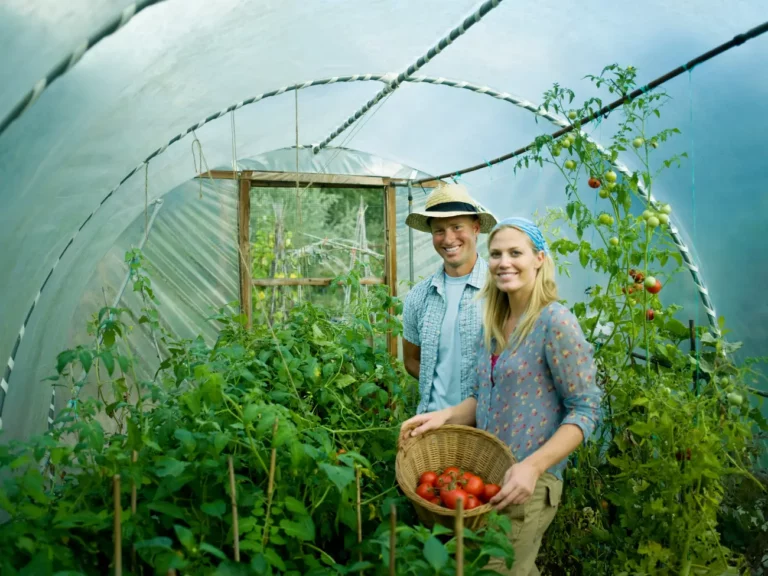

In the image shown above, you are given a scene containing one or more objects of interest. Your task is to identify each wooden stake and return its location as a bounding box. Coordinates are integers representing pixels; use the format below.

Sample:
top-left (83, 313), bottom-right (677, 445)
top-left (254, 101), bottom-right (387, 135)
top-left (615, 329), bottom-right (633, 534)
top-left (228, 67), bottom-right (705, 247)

top-left (227, 456), bottom-right (240, 562)
top-left (455, 498), bottom-right (464, 576)
top-left (389, 503), bottom-right (397, 576)
top-left (356, 467), bottom-right (363, 573)
top-left (113, 474), bottom-right (122, 576)
top-left (130, 451), bottom-right (137, 573)
top-left (262, 417), bottom-right (279, 547)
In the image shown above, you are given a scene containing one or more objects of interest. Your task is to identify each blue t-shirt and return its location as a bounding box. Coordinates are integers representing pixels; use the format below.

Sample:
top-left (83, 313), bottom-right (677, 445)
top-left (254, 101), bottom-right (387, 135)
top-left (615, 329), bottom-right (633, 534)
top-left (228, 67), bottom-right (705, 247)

top-left (427, 271), bottom-right (470, 412)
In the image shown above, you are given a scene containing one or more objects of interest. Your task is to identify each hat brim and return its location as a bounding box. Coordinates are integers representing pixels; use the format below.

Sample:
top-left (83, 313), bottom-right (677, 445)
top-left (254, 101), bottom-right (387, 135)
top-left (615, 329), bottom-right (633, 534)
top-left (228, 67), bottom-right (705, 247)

top-left (405, 210), bottom-right (497, 233)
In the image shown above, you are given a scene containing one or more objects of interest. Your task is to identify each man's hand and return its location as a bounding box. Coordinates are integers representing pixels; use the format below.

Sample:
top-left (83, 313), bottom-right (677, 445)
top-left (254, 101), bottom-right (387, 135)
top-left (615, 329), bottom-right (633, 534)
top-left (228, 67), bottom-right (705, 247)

top-left (399, 409), bottom-right (450, 444)
top-left (489, 461), bottom-right (541, 510)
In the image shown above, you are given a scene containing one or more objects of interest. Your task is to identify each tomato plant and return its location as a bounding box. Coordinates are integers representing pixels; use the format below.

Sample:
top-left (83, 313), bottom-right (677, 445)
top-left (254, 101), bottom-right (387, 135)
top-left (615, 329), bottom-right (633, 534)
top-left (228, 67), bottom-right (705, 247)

top-left (511, 64), bottom-right (766, 575)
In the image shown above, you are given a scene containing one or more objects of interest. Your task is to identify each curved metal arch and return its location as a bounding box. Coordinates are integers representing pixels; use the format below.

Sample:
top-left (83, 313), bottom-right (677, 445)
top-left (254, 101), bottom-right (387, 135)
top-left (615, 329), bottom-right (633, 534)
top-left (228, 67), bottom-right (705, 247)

top-left (0, 72), bottom-right (716, 431)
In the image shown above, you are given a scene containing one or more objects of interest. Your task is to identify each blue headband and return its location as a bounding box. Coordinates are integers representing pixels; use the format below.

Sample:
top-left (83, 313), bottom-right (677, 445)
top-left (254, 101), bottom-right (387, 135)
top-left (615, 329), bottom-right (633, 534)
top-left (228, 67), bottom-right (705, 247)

top-left (491, 217), bottom-right (550, 255)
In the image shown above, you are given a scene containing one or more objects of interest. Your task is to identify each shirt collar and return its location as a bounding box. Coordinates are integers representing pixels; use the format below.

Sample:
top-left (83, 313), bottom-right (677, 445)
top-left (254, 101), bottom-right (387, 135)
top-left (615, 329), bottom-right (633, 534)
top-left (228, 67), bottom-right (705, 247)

top-left (429, 254), bottom-right (487, 294)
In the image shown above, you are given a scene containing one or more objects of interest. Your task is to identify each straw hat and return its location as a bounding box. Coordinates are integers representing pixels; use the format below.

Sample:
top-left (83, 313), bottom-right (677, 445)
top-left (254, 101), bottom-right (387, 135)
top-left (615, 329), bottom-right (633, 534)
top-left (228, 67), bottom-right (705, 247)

top-left (405, 182), bottom-right (497, 233)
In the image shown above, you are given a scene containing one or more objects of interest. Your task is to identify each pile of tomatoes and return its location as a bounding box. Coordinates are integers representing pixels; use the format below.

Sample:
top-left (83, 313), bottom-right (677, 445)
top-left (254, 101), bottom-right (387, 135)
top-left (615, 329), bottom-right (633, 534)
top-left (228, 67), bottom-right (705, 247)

top-left (414, 466), bottom-right (501, 510)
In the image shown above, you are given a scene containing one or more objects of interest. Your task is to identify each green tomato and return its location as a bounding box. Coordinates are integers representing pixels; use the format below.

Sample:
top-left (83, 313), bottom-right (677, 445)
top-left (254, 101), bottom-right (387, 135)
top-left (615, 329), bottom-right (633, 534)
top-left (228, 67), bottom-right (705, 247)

top-left (599, 189), bottom-right (610, 199)
top-left (568, 111), bottom-right (578, 120)
top-left (642, 210), bottom-right (654, 220)
top-left (604, 170), bottom-right (618, 183)
top-left (552, 146), bottom-right (561, 157)
top-left (660, 203), bottom-right (672, 215)
top-left (609, 237), bottom-right (619, 246)
top-left (727, 392), bottom-right (744, 406)
top-left (632, 137), bottom-right (644, 148)
top-left (562, 138), bottom-right (572, 149)
top-left (658, 214), bottom-right (669, 225)
top-left (605, 181), bottom-right (616, 190)
top-left (564, 159), bottom-right (577, 170)
top-left (646, 216), bottom-right (660, 228)
top-left (598, 214), bottom-right (614, 226)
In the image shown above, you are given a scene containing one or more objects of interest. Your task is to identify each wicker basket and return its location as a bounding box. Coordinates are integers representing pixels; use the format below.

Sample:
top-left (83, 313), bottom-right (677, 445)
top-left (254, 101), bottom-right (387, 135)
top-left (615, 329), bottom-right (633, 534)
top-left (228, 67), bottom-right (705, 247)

top-left (395, 424), bottom-right (516, 530)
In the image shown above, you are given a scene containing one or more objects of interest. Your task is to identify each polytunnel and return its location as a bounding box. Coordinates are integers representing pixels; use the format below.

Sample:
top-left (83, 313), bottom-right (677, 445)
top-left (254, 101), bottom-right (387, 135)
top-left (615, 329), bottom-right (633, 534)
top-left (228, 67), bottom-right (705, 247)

top-left (1, 0), bottom-right (767, 574)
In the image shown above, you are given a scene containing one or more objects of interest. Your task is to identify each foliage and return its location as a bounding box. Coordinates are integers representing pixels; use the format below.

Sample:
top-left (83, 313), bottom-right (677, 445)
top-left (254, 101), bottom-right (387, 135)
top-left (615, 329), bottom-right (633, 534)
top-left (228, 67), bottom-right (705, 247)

top-left (0, 259), bottom-right (514, 575)
top-left (503, 64), bottom-right (768, 575)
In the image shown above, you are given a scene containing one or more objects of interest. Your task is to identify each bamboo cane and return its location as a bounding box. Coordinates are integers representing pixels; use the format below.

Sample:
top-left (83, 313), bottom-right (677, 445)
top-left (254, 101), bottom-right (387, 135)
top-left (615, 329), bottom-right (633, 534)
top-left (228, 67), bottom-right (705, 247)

top-left (356, 467), bottom-right (363, 574)
top-left (227, 456), bottom-right (240, 562)
top-left (262, 417), bottom-right (279, 547)
top-left (131, 450), bottom-right (137, 572)
top-left (113, 474), bottom-right (122, 576)
top-left (455, 498), bottom-right (464, 576)
top-left (389, 503), bottom-right (397, 576)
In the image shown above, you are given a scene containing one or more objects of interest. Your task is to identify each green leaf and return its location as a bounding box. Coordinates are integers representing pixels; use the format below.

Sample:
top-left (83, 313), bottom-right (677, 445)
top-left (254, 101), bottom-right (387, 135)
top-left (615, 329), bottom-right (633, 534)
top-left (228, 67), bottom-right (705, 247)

top-left (213, 432), bottom-right (230, 454)
top-left (148, 502), bottom-right (187, 520)
top-left (99, 350), bottom-right (115, 376)
top-left (174, 524), bottom-right (196, 551)
top-left (243, 404), bottom-right (260, 424)
top-left (264, 548), bottom-right (286, 571)
top-left (56, 350), bottom-right (77, 374)
top-left (424, 535), bottom-right (448, 572)
top-left (357, 382), bottom-right (380, 397)
top-left (79, 350), bottom-right (93, 374)
top-left (319, 463), bottom-right (355, 493)
top-left (335, 374), bottom-right (356, 388)
top-left (117, 355), bottom-right (130, 373)
top-left (283, 496), bottom-right (308, 516)
top-left (200, 543), bottom-right (228, 561)
top-left (174, 429), bottom-right (196, 452)
top-left (279, 517), bottom-right (315, 541)
top-left (134, 537), bottom-right (173, 550)
top-left (201, 500), bottom-right (226, 518)
top-left (155, 456), bottom-right (188, 478)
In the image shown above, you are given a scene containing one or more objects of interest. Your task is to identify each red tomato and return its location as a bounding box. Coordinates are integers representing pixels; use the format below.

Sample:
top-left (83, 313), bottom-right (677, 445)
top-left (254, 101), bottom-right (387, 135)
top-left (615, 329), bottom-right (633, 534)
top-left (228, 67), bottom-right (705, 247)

top-left (634, 272), bottom-right (645, 283)
top-left (646, 309), bottom-right (655, 321)
top-left (419, 471), bottom-right (438, 487)
top-left (463, 475), bottom-right (485, 497)
top-left (436, 473), bottom-right (454, 489)
top-left (430, 496), bottom-right (442, 506)
top-left (481, 483), bottom-right (501, 503)
top-left (441, 487), bottom-right (469, 510)
top-left (415, 483), bottom-right (437, 501)
top-left (646, 279), bottom-right (662, 294)
top-left (465, 494), bottom-right (481, 510)
top-left (443, 466), bottom-right (460, 479)
top-left (588, 177), bottom-right (601, 189)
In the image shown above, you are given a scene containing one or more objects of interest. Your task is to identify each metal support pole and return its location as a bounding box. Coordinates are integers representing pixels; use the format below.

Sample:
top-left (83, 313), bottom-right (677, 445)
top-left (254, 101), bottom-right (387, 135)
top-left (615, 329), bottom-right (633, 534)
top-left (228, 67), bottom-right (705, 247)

top-left (407, 181), bottom-right (414, 286)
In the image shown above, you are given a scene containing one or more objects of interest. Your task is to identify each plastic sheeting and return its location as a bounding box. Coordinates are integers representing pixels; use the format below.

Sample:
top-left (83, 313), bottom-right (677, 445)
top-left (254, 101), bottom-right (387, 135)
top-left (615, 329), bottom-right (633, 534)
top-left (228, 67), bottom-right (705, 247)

top-left (1, 0), bottom-right (767, 441)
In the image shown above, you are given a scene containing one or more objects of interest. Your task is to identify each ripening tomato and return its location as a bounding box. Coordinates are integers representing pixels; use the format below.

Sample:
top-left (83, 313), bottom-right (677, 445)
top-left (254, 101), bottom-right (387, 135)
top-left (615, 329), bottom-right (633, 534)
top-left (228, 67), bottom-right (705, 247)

top-left (644, 277), bottom-right (662, 294)
top-left (646, 309), bottom-right (655, 321)
top-left (441, 487), bottom-right (469, 510)
top-left (416, 482), bottom-right (437, 501)
top-left (464, 494), bottom-right (481, 510)
top-left (588, 177), bottom-right (601, 189)
top-left (463, 475), bottom-right (485, 497)
top-left (419, 471), bottom-right (438, 487)
top-left (436, 473), bottom-right (454, 489)
top-left (481, 483), bottom-right (501, 503)
top-left (443, 466), bottom-right (461, 479)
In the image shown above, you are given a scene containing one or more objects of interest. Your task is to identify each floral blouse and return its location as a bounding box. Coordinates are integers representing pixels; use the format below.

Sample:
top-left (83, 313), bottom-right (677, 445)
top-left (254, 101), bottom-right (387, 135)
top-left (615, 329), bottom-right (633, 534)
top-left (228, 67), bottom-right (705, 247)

top-left (474, 302), bottom-right (602, 480)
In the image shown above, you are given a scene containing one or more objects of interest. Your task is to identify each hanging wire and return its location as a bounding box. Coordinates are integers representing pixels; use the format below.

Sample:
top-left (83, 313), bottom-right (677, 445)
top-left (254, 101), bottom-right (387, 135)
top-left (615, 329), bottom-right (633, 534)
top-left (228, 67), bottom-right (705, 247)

top-left (689, 68), bottom-right (701, 391)
top-left (144, 162), bottom-right (149, 242)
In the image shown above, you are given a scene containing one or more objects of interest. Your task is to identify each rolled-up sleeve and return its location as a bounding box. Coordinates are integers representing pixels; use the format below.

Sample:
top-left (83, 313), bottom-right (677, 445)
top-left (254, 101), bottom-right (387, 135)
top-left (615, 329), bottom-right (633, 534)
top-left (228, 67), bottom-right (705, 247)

top-left (544, 308), bottom-right (602, 443)
top-left (402, 290), bottom-right (421, 346)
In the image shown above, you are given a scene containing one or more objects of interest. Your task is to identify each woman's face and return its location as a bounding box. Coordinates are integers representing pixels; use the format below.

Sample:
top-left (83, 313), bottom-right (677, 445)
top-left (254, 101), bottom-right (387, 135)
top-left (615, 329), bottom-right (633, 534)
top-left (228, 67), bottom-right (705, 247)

top-left (488, 227), bottom-right (544, 294)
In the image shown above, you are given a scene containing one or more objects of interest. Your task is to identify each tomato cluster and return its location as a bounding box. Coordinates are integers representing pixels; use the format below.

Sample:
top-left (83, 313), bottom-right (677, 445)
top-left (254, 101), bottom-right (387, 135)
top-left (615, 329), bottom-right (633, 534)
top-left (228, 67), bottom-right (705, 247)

top-left (414, 466), bottom-right (501, 511)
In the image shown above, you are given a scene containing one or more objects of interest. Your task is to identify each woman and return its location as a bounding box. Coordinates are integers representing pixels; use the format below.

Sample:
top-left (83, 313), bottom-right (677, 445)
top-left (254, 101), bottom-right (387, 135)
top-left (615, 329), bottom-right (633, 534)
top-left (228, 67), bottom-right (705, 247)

top-left (400, 217), bottom-right (602, 576)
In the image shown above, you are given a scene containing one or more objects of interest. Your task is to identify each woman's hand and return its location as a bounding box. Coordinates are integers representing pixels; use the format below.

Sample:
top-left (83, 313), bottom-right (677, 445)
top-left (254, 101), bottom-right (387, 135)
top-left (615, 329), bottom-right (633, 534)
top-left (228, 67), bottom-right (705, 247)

top-left (489, 461), bottom-right (541, 510)
top-left (399, 409), bottom-right (450, 444)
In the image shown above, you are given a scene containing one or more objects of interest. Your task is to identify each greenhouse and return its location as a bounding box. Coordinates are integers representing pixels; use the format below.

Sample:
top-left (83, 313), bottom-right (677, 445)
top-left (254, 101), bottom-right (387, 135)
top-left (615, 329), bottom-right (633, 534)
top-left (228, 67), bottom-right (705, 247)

top-left (1, 0), bottom-right (767, 574)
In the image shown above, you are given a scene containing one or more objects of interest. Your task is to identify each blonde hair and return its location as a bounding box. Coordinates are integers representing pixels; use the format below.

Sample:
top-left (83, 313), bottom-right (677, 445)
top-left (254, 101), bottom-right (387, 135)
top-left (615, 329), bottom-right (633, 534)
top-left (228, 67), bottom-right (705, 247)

top-left (479, 225), bottom-right (558, 354)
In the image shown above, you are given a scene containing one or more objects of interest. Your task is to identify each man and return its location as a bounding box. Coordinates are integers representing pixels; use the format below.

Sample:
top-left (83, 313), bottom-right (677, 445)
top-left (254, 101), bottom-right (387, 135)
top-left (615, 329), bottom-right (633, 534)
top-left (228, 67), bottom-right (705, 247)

top-left (402, 182), bottom-right (497, 415)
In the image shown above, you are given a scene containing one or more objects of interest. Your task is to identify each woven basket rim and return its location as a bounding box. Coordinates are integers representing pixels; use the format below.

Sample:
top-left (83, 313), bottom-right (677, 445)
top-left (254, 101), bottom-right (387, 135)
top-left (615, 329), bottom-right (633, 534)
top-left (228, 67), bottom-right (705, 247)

top-left (395, 424), bottom-right (515, 518)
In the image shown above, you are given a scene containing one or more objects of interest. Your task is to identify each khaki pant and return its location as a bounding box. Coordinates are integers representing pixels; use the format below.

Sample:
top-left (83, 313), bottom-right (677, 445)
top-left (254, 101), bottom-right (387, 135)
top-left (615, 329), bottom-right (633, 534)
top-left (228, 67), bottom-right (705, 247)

top-left (484, 472), bottom-right (563, 576)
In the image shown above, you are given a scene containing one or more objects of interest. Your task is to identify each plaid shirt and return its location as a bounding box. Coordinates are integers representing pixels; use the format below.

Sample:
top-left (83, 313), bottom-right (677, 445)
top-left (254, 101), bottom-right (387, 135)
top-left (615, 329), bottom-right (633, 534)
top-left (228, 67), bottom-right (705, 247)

top-left (402, 257), bottom-right (488, 414)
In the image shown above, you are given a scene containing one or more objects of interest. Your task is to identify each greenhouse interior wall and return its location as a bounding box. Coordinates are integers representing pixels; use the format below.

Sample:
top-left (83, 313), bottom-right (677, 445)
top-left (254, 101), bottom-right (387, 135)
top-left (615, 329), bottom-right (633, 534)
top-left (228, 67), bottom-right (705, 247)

top-left (1, 0), bottom-right (767, 573)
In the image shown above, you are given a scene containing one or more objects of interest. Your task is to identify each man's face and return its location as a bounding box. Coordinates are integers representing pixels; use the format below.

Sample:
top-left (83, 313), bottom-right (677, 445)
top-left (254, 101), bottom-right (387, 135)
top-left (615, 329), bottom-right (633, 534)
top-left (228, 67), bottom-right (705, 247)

top-left (429, 215), bottom-right (480, 271)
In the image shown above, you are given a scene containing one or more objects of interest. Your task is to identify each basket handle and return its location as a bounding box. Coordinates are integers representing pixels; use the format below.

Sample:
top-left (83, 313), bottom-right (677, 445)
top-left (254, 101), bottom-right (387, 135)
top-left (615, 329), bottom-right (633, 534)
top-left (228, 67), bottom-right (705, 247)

top-left (397, 427), bottom-right (418, 457)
